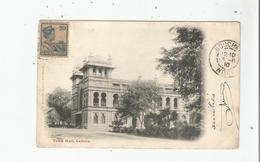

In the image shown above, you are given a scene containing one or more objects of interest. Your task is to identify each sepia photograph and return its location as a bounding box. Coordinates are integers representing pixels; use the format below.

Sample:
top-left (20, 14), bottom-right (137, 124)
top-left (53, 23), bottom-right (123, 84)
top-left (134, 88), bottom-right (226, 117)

top-left (37, 21), bottom-right (240, 148)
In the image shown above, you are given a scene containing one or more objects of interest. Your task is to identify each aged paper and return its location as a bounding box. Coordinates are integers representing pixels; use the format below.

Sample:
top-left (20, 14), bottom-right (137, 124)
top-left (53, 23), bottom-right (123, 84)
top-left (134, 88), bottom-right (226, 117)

top-left (37, 21), bottom-right (240, 148)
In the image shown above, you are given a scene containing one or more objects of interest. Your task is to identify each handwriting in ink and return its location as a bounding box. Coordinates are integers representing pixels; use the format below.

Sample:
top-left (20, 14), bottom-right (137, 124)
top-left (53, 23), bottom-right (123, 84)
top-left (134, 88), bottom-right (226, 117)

top-left (207, 93), bottom-right (216, 130)
top-left (219, 82), bottom-right (239, 130)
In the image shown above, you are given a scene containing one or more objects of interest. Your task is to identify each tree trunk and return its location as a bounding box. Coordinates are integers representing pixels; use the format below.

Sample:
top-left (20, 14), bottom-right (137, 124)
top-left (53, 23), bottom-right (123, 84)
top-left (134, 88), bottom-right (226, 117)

top-left (138, 112), bottom-right (145, 129)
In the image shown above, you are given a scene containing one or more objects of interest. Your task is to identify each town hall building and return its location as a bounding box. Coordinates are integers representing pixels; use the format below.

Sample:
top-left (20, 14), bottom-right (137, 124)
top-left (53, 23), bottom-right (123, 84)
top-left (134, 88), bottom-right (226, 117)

top-left (71, 55), bottom-right (189, 130)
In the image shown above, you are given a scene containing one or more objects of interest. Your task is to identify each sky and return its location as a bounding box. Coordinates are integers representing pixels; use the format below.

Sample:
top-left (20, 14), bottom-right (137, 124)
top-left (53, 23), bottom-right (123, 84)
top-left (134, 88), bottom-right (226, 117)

top-left (42, 21), bottom-right (180, 93)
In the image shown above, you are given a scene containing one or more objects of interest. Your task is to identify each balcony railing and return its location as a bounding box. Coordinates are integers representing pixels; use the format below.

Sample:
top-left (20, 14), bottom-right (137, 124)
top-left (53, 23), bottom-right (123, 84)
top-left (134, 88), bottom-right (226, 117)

top-left (101, 102), bottom-right (106, 107)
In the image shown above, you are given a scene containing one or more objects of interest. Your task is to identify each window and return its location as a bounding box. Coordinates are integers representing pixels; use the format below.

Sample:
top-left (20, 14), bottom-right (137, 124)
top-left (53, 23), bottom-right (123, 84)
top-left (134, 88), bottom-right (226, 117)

top-left (112, 83), bottom-right (120, 88)
top-left (93, 92), bottom-right (99, 107)
top-left (166, 97), bottom-right (170, 108)
top-left (93, 113), bottom-right (98, 124)
top-left (93, 68), bottom-right (96, 76)
top-left (174, 98), bottom-right (178, 108)
top-left (101, 93), bottom-right (106, 106)
top-left (159, 97), bottom-right (162, 108)
top-left (101, 113), bottom-right (106, 124)
top-left (104, 69), bottom-right (107, 77)
top-left (113, 94), bottom-right (119, 107)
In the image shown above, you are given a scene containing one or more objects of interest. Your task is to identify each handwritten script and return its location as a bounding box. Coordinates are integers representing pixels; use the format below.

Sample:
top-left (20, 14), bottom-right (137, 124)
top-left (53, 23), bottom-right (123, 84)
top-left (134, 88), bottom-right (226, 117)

top-left (207, 82), bottom-right (239, 131)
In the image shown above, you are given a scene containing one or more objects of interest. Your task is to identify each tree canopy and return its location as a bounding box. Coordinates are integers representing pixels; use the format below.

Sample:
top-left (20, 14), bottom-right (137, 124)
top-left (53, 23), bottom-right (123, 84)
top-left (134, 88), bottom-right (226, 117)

top-left (47, 87), bottom-right (72, 124)
top-left (119, 80), bottom-right (161, 128)
top-left (157, 27), bottom-right (204, 110)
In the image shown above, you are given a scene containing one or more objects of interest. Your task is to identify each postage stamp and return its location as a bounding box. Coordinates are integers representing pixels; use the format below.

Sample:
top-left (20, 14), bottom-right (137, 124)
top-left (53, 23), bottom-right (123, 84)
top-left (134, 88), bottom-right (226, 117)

top-left (209, 40), bottom-right (240, 78)
top-left (40, 21), bottom-right (69, 56)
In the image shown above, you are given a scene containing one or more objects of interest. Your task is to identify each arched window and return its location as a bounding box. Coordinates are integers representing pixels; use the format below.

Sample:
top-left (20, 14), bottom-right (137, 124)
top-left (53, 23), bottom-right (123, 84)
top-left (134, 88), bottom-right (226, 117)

top-left (93, 113), bottom-right (98, 124)
top-left (113, 94), bottom-right (119, 107)
top-left (166, 97), bottom-right (170, 108)
top-left (93, 92), bottom-right (99, 107)
top-left (101, 93), bottom-right (106, 106)
top-left (101, 113), bottom-right (106, 124)
top-left (98, 68), bottom-right (102, 77)
top-left (159, 97), bottom-right (162, 108)
top-left (174, 98), bottom-right (178, 108)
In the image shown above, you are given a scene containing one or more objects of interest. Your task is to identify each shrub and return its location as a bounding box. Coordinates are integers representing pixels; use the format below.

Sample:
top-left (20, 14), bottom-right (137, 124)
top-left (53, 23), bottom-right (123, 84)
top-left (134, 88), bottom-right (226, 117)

top-left (125, 127), bottom-right (135, 133)
top-left (135, 129), bottom-right (146, 136)
top-left (139, 126), bottom-right (168, 137)
top-left (179, 125), bottom-right (201, 140)
top-left (110, 120), bottom-right (123, 132)
top-left (166, 128), bottom-right (178, 139)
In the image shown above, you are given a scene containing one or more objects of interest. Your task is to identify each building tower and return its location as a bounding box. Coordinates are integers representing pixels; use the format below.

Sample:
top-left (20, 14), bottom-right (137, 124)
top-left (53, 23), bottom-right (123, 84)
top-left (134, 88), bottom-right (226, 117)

top-left (70, 67), bottom-right (83, 127)
top-left (71, 55), bottom-right (115, 129)
top-left (79, 55), bottom-right (114, 79)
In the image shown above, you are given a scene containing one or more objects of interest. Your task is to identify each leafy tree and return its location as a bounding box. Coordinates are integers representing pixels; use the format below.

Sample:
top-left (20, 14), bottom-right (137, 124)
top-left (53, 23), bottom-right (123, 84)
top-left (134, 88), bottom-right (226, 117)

top-left (119, 80), bottom-right (160, 129)
top-left (46, 108), bottom-right (60, 126)
top-left (157, 27), bottom-right (204, 111)
top-left (47, 87), bottom-right (72, 125)
top-left (158, 108), bottom-right (171, 127)
top-left (144, 109), bottom-right (179, 129)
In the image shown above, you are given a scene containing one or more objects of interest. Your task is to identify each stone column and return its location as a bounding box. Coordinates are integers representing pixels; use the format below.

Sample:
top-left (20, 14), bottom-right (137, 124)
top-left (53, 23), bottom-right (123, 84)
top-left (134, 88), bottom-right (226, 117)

top-left (98, 92), bottom-right (101, 107)
top-left (107, 69), bottom-right (111, 78)
top-left (88, 91), bottom-right (93, 106)
top-left (82, 113), bottom-right (86, 128)
top-left (98, 112), bottom-right (101, 124)
top-left (170, 98), bottom-right (173, 110)
top-left (88, 66), bottom-right (93, 77)
top-left (162, 96), bottom-right (166, 109)
top-left (107, 92), bottom-right (113, 108)
top-left (88, 111), bottom-right (92, 124)
top-left (101, 68), bottom-right (105, 78)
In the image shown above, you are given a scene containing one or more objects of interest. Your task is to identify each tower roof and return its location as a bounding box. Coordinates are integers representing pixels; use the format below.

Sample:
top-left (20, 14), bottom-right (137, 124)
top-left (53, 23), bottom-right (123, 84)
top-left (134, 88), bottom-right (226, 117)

top-left (70, 66), bottom-right (83, 80)
top-left (80, 55), bottom-right (114, 71)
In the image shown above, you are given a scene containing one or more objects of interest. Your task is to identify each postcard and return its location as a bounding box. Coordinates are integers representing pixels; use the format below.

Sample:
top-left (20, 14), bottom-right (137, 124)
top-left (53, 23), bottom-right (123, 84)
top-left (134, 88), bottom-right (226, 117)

top-left (37, 21), bottom-right (240, 148)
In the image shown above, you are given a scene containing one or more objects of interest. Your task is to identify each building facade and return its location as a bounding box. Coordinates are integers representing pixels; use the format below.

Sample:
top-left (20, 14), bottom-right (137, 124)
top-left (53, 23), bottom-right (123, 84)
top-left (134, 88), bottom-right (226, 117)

top-left (71, 56), bottom-right (189, 130)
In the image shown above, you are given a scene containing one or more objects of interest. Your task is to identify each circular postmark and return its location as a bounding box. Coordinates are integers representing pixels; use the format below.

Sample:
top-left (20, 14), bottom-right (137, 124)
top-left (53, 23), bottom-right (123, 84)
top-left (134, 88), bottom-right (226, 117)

top-left (209, 40), bottom-right (240, 78)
